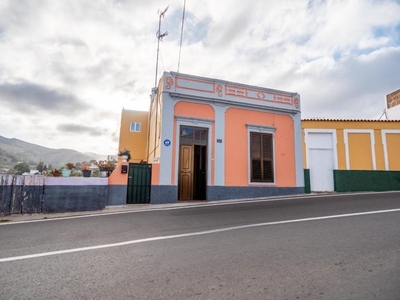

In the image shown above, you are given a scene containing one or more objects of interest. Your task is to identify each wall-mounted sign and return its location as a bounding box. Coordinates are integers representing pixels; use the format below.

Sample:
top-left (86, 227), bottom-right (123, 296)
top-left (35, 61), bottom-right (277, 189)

top-left (164, 139), bottom-right (171, 146)
top-left (217, 139), bottom-right (223, 143)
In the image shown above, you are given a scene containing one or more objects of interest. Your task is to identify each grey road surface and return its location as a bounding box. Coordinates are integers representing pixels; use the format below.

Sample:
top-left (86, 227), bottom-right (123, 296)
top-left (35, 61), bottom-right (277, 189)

top-left (1, 192), bottom-right (400, 299)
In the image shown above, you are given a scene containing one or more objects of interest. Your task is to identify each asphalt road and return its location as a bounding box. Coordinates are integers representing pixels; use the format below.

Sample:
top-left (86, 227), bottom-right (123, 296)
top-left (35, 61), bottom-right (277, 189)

top-left (1, 192), bottom-right (400, 299)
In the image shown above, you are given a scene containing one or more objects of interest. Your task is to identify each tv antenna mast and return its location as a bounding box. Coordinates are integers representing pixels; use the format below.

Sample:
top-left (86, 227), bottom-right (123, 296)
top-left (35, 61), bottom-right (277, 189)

top-left (177, 0), bottom-right (186, 73)
top-left (154, 6), bottom-right (169, 88)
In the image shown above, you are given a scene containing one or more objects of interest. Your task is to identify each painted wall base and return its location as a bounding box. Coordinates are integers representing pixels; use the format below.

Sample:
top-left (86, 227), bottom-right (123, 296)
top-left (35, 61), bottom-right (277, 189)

top-left (43, 186), bottom-right (108, 213)
top-left (334, 170), bottom-right (400, 192)
top-left (207, 186), bottom-right (305, 201)
top-left (304, 169), bottom-right (311, 194)
top-left (150, 185), bottom-right (304, 203)
top-left (151, 185), bottom-right (178, 204)
top-left (107, 185), bottom-right (127, 206)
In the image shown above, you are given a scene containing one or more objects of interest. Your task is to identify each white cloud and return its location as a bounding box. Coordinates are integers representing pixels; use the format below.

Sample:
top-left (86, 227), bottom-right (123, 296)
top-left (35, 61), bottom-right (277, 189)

top-left (0, 0), bottom-right (399, 155)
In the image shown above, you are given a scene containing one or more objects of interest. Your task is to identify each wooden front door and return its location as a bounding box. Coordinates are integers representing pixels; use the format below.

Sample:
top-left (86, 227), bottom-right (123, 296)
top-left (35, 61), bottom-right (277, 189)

top-left (179, 145), bottom-right (194, 200)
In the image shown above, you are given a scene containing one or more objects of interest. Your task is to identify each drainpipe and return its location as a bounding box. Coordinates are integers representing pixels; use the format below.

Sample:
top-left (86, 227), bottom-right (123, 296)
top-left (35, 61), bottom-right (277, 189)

top-left (147, 87), bottom-right (157, 162)
top-left (153, 88), bottom-right (159, 162)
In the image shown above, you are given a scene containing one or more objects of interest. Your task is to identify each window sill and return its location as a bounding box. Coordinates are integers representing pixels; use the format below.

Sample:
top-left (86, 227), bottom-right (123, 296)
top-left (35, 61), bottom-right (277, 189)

top-left (248, 182), bottom-right (276, 186)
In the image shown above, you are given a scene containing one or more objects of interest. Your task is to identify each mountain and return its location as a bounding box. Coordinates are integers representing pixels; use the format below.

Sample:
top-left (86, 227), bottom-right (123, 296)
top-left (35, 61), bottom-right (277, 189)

top-left (0, 135), bottom-right (107, 169)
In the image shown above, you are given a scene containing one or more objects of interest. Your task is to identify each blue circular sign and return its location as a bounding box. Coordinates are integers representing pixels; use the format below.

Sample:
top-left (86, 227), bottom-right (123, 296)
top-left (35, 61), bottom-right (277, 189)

top-left (164, 139), bottom-right (171, 147)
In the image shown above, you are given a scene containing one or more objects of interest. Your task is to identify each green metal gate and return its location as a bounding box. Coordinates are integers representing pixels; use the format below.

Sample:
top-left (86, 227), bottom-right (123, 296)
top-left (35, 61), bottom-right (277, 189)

top-left (127, 163), bottom-right (152, 204)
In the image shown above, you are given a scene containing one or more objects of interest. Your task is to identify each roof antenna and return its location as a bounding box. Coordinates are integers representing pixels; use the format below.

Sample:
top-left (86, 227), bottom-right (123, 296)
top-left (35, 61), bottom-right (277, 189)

top-left (154, 6), bottom-right (169, 87)
top-left (177, 0), bottom-right (186, 73)
top-left (378, 108), bottom-right (387, 120)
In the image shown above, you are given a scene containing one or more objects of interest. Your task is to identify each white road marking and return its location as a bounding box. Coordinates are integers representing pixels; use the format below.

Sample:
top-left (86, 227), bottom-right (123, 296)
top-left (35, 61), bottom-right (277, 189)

top-left (1, 207), bottom-right (400, 263)
top-left (1, 191), bottom-right (399, 226)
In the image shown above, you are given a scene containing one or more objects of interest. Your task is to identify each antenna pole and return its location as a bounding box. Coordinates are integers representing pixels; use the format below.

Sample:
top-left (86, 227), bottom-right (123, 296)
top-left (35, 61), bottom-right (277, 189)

top-left (379, 108), bottom-right (388, 120)
top-left (177, 0), bottom-right (186, 73)
top-left (155, 6), bottom-right (169, 88)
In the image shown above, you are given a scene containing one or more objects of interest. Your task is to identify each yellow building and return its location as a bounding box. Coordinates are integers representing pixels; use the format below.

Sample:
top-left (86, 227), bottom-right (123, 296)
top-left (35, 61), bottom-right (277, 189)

top-left (118, 108), bottom-right (149, 163)
top-left (302, 119), bottom-right (400, 193)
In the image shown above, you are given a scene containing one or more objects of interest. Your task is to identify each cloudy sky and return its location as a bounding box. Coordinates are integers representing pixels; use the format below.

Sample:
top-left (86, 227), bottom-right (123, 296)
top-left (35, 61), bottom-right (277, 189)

top-left (0, 0), bottom-right (399, 155)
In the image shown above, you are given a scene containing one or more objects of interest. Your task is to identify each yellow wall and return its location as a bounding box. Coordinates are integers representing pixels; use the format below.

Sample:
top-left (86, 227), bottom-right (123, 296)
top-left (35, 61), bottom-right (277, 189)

top-left (118, 109), bottom-right (149, 163)
top-left (347, 133), bottom-right (372, 170)
top-left (302, 120), bottom-right (400, 171)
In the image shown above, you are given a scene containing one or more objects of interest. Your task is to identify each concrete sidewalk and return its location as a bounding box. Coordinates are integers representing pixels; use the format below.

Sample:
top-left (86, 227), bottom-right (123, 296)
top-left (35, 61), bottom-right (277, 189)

top-left (0, 201), bottom-right (202, 223)
top-left (0, 193), bottom-right (331, 223)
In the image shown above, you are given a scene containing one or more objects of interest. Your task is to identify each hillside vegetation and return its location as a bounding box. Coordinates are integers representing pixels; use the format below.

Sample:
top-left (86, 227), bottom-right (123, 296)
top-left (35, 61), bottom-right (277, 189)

top-left (0, 135), bottom-right (107, 169)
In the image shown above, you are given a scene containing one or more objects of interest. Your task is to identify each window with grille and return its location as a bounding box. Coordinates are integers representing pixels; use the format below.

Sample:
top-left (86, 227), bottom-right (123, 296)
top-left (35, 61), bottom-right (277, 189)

top-left (250, 132), bottom-right (274, 182)
top-left (130, 122), bottom-right (141, 132)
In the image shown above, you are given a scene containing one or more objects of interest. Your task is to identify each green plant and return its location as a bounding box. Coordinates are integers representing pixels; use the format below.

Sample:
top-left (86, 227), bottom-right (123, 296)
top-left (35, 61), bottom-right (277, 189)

top-left (37, 162), bottom-right (47, 174)
top-left (93, 160), bottom-right (116, 172)
top-left (11, 162), bottom-right (30, 175)
top-left (65, 163), bottom-right (76, 170)
top-left (81, 163), bottom-right (90, 171)
top-left (118, 148), bottom-right (131, 160)
top-left (50, 168), bottom-right (61, 177)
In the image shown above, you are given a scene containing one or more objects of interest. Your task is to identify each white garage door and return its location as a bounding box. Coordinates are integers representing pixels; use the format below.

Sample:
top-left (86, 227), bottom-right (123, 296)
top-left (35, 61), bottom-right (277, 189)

top-left (307, 133), bottom-right (335, 192)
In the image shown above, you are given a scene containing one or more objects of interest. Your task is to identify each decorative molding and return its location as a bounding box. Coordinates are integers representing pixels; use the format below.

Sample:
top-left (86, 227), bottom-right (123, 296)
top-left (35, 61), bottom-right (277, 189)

top-left (176, 77), bottom-right (215, 93)
top-left (274, 95), bottom-right (292, 105)
top-left (169, 92), bottom-right (300, 115)
top-left (170, 71), bottom-right (296, 96)
top-left (166, 77), bottom-right (174, 89)
top-left (257, 92), bottom-right (265, 100)
top-left (226, 85), bottom-right (247, 97)
top-left (294, 97), bottom-right (299, 109)
top-left (246, 124), bottom-right (276, 133)
top-left (216, 84), bottom-right (223, 97)
top-left (225, 85), bottom-right (294, 106)
top-left (175, 115), bottom-right (214, 125)
top-left (170, 73), bottom-right (299, 108)
top-left (381, 130), bottom-right (400, 171)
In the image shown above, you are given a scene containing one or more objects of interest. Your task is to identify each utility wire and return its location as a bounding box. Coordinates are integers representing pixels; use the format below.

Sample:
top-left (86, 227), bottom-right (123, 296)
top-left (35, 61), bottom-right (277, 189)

top-left (177, 0), bottom-right (186, 73)
top-left (159, 49), bottom-right (166, 72)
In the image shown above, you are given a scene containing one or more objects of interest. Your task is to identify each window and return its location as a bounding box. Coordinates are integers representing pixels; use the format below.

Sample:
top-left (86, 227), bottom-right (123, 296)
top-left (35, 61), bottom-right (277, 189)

top-left (180, 126), bottom-right (208, 145)
top-left (130, 122), bottom-right (141, 132)
top-left (250, 132), bottom-right (274, 182)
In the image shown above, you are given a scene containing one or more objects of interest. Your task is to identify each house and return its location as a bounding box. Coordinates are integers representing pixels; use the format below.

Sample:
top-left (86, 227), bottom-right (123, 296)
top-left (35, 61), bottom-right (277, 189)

top-left (386, 89), bottom-right (400, 120)
top-left (119, 72), bottom-right (304, 204)
top-left (118, 109), bottom-right (148, 163)
top-left (302, 119), bottom-right (400, 193)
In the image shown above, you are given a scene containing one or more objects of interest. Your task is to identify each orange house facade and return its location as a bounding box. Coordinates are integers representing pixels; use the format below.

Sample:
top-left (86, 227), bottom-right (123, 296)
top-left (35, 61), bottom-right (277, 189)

top-left (123, 72), bottom-right (304, 204)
